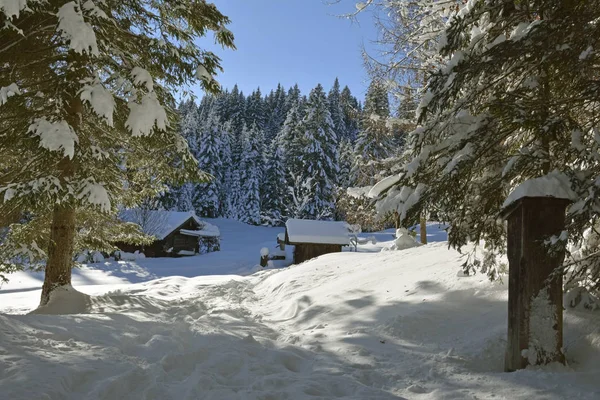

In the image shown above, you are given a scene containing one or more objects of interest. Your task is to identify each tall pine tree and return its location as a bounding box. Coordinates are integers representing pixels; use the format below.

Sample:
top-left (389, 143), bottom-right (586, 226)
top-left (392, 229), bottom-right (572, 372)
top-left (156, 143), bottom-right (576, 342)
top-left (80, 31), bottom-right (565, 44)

top-left (298, 84), bottom-right (339, 219)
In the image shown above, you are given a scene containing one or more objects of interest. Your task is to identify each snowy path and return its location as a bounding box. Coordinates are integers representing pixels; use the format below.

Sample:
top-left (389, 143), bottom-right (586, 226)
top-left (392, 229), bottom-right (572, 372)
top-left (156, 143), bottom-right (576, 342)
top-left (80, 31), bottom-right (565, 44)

top-left (1, 222), bottom-right (600, 399)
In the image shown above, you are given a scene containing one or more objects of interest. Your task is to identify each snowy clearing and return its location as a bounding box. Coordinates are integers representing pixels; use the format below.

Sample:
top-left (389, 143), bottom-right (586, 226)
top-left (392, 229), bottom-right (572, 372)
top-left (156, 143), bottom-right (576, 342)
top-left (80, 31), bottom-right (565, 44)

top-left (1, 222), bottom-right (599, 399)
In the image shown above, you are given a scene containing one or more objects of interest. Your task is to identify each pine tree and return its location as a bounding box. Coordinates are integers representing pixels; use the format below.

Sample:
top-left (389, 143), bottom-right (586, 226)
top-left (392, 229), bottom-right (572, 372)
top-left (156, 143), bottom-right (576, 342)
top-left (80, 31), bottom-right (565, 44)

top-left (219, 120), bottom-right (234, 217)
top-left (352, 80), bottom-right (394, 186)
top-left (239, 123), bottom-right (263, 225)
top-left (374, 0), bottom-right (600, 281)
top-left (245, 88), bottom-right (267, 131)
top-left (0, 1), bottom-right (234, 301)
top-left (340, 85), bottom-right (360, 142)
top-left (264, 84), bottom-right (287, 143)
top-left (261, 139), bottom-right (288, 226)
top-left (298, 84), bottom-right (339, 219)
top-left (278, 92), bottom-right (306, 203)
top-left (328, 78), bottom-right (345, 141)
top-left (193, 109), bottom-right (223, 218)
top-left (338, 139), bottom-right (355, 188)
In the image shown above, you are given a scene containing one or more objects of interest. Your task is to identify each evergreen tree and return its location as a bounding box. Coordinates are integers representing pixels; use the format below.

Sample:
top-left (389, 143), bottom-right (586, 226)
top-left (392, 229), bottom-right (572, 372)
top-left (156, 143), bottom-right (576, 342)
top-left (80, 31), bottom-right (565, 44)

top-left (340, 85), bottom-right (360, 142)
top-left (0, 0), bottom-right (234, 302)
top-left (352, 80), bottom-right (394, 186)
top-left (374, 0), bottom-right (600, 281)
top-left (264, 84), bottom-right (287, 143)
top-left (298, 84), bottom-right (339, 219)
top-left (261, 139), bottom-right (288, 226)
top-left (219, 120), bottom-right (234, 217)
top-left (278, 94), bottom-right (306, 195)
top-left (193, 109), bottom-right (222, 218)
top-left (245, 88), bottom-right (267, 131)
top-left (328, 78), bottom-right (345, 141)
top-left (338, 139), bottom-right (355, 188)
top-left (239, 124), bottom-right (263, 225)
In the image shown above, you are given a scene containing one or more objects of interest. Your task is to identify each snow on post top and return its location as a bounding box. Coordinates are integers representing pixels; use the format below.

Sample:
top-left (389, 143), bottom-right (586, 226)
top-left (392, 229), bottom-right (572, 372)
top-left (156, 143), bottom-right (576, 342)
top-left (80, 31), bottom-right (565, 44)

top-left (502, 172), bottom-right (576, 210)
top-left (285, 218), bottom-right (350, 245)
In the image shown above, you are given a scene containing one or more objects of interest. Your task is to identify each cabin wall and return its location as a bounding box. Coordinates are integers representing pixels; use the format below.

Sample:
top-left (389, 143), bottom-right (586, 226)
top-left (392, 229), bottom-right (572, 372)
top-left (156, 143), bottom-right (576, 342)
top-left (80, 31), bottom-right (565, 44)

top-left (294, 243), bottom-right (342, 264)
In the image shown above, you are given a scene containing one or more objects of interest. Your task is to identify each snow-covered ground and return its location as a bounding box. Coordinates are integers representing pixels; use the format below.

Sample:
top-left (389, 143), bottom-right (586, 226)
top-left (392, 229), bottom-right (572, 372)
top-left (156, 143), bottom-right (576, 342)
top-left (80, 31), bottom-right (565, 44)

top-left (1, 221), bottom-right (599, 399)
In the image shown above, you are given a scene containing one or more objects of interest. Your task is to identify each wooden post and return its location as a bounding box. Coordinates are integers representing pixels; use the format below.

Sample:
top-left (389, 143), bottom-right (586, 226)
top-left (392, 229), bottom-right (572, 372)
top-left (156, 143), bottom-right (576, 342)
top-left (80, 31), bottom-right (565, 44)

top-left (502, 197), bottom-right (570, 371)
top-left (420, 216), bottom-right (427, 245)
top-left (260, 247), bottom-right (269, 268)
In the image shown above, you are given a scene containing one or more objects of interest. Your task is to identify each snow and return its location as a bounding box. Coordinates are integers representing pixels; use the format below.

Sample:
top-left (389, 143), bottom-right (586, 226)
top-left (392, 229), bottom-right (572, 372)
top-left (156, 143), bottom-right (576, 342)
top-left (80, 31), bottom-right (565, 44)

top-left (78, 182), bottom-right (111, 212)
top-left (2, 221), bottom-right (599, 398)
top-left (131, 67), bottom-right (154, 92)
top-left (260, 247), bottom-right (269, 257)
top-left (0, 0), bottom-right (28, 19)
top-left (195, 64), bottom-right (213, 81)
top-left (502, 171), bottom-right (577, 209)
top-left (177, 249), bottom-right (196, 256)
top-left (384, 228), bottom-right (420, 251)
top-left (56, 1), bottom-right (99, 56)
top-left (285, 218), bottom-right (350, 245)
top-left (527, 290), bottom-right (560, 365)
top-left (346, 185), bottom-right (372, 199)
top-left (28, 118), bottom-right (79, 159)
top-left (126, 93), bottom-right (168, 136)
top-left (580, 46), bottom-right (594, 60)
top-left (0, 82), bottom-right (20, 106)
top-left (80, 82), bottom-right (115, 126)
top-left (368, 174), bottom-right (401, 198)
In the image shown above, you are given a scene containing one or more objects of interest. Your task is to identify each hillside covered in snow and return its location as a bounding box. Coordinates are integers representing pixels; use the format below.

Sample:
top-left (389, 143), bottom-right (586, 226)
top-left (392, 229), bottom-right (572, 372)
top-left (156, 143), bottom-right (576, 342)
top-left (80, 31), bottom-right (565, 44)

top-left (1, 221), bottom-right (599, 399)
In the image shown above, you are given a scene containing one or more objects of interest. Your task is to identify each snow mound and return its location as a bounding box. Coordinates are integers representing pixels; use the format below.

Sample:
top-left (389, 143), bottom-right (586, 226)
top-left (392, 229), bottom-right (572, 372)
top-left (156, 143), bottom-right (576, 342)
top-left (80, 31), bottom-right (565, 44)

top-left (502, 171), bottom-right (577, 209)
top-left (30, 285), bottom-right (92, 315)
top-left (383, 228), bottom-right (420, 251)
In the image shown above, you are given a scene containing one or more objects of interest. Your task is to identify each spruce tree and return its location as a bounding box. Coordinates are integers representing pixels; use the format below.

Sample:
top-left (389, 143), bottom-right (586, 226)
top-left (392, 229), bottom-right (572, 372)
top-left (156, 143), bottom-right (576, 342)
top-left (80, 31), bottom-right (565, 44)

top-left (245, 88), bottom-right (267, 131)
top-left (0, 0), bottom-right (234, 302)
top-left (239, 123), bottom-right (263, 225)
top-left (374, 0), bottom-right (600, 281)
top-left (193, 109), bottom-right (223, 218)
top-left (340, 85), bottom-right (360, 142)
top-left (328, 78), bottom-right (345, 140)
top-left (352, 80), bottom-right (394, 186)
top-left (261, 139), bottom-right (288, 226)
top-left (298, 84), bottom-right (339, 219)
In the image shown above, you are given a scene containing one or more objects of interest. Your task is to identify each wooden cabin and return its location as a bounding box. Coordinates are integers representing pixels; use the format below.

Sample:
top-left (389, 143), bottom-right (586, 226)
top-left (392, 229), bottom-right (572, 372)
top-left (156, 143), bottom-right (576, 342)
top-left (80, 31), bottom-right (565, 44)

top-left (285, 218), bottom-right (350, 264)
top-left (116, 211), bottom-right (220, 257)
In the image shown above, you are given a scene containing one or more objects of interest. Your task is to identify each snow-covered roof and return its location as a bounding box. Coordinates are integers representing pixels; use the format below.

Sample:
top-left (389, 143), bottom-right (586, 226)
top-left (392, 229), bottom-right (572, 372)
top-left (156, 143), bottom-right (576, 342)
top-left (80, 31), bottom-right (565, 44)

top-left (180, 221), bottom-right (220, 238)
top-left (285, 219), bottom-right (350, 245)
top-left (502, 172), bottom-right (577, 210)
top-left (120, 210), bottom-right (204, 240)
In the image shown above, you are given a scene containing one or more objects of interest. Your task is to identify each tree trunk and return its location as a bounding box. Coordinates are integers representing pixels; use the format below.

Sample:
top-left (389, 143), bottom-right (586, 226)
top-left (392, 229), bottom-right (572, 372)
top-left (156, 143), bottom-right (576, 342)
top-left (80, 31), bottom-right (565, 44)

top-left (40, 205), bottom-right (76, 306)
top-left (420, 216), bottom-right (427, 244)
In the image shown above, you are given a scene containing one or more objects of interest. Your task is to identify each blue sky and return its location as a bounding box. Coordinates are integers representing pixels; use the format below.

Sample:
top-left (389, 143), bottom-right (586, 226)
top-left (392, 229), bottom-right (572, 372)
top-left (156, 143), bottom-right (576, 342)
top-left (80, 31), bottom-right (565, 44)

top-left (200, 1), bottom-right (378, 100)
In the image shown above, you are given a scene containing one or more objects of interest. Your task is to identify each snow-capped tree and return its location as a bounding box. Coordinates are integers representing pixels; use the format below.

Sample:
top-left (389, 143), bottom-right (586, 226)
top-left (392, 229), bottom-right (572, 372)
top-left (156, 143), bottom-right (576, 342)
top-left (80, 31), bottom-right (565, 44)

top-left (298, 84), bottom-right (339, 219)
top-left (261, 139), bottom-right (288, 226)
top-left (340, 85), bottom-right (360, 142)
top-left (193, 109), bottom-right (223, 218)
top-left (245, 88), bottom-right (266, 131)
top-left (239, 123), bottom-right (264, 225)
top-left (264, 84), bottom-right (287, 143)
top-left (352, 80), bottom-right (394, 186)
top-left (219, 120), bottom-right (234, 217)
top-left (0, 0), bottom-right (234, 303)
top-left (328, 78), bottom-right (345, 140)
top-left (373, 0), bottom-right (600, 281)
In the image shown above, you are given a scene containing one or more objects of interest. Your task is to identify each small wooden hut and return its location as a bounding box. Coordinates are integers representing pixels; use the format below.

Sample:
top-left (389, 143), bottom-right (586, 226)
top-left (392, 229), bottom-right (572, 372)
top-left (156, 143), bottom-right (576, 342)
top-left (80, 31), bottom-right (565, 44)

top-left (117, 211), bottom-right (220, 257)
top-left (285, 219), bottom-right (350, 264)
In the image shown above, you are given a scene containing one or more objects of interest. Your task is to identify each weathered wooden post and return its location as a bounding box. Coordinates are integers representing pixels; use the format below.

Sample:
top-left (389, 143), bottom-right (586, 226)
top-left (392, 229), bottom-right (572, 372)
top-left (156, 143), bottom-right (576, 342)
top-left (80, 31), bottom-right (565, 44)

top-left (260, 247), bottom-right (269, 268)
top-left (502, 196), bottom-right (571, 371)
